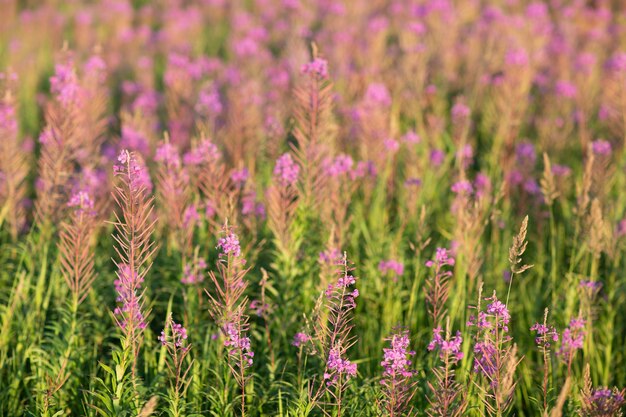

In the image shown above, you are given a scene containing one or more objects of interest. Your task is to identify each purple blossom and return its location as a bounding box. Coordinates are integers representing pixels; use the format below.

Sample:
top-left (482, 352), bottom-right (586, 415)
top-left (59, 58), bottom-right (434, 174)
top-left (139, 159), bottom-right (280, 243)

top-left (430, 149), bottom-right (445, 166)
top-left (451, 101), bottom-right (471, 122)
top-left (425, 248), bottom-right (456, 268)
top-left (530, 323), bottom-right (559, 348)
top-left (427, 327), bottom-right (464, 363)
top-left (0, 98), bottom-right (18, 135)
top-left (552, 164), bottom-right (571, 177)
top-left (401, 131), bottom-right (421, 144)
top-left (404, 177), bottom-right (422, 187)
top-left (158, 318), bottom-right (188, 349)
top-left (326, 154), bottom-right (354, 177)
top-left (181, 257), bottom-right (207, 285)
top-left (183, 139), bottom-right (221, 166)
top-left (555, 80), bottom-right (577, 99)
top-left (301, 58), bottom-right (329, 79)
top-left (113, 264), bottom-right (147, 331)
top-left (196, 83), bottom-right (223, 116)
top-left (557, 317), bottom-right (585, 360)
top-left (67, 190), bottom-right (95, 215)
top-left (381, 330), bottom-right (415, 379)
top-left (155, 142), bottom-right (181, 168)
top-left (324, 346), bottom-right (357, 386)
top-left (451, 180), bottom-right (473, 195)
top-left (217, 232), bottom-right (242, 258)
top-left (114, 150), bottom-right (152, 193)
top-left (587, 388), bottom-right (626, 414)
top-left (364, 83), bottom-right (392, 108)
top-left (273, 153), bottom-right (300, 187)
top-left (383, 138), bottom-right (400, 153)
top-left (505, 48), bottom-right (529, 67)
top-left (378, 259), bottom-right (404, 278)
top-left (224, 322), bottom-right (254, 366)
top-left (230, 168), bottom-right (249, 187)
top-left (50, 62), bottom-right (80, 106)
top-left (591, 139), bottom-right (612, 156)
top-left (515, 141), bottom-right (536, 165)
top-left (292, 332), bottom-right (311, 347)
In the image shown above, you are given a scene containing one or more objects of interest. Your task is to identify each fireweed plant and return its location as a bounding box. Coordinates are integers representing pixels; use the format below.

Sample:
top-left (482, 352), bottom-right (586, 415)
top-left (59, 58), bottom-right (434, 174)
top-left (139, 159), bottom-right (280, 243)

top-left (1, 1), bottom-right (626, 416)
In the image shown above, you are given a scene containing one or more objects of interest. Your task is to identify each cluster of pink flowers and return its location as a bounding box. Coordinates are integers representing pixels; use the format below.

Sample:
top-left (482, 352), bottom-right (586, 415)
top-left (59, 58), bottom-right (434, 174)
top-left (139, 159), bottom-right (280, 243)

top-left (224, 322), bottom-right (254, 367)
top-left (217, 232), bottom-right (242, 258)
top-left (113, 264), bottom-right (147, 331)
top-left (183, 139), bottom-right (221, 166)
top-left (154, 142), bottom-right (181, 168)
top-left (587, 388), bottom-right (625, 414)
top-left (591, 139), bottom-right (612, 156)
top-left (273, 153), bottom-right (300, 187)
top-left (381, 330), bottom-right (415, 379)
top-left (530, 323), bottom-right (559, 349)
top-left (325, 271), bottom-right (359, 303)
top-left (467, 293), bottom-right (511, 378)
top-left (557, 317), bottom-right (585, 360)
top-left (114, 150), bottom-right (152, 193)
top-left (427, 327), bottom-right (464, 363)
top-left (324, 346), bottom-right (357, 386)
top-left (181, 257), bottom-right (207, 285)
top-left (378, 259), bottom-right (404, 279)
top-left (49, 62), bottom-right (80, 106)
top-left (67, 190), bottom-right (95, 216)
top-left (292, 332), bottom-right (311, 347)
top-left (230, 168), bottom-right (249, 187)
top-left (425, 248), bottom-right (455, 268)
top-left (158, 318), bottom-right (188, 349)
top-left (301, 58), bottom-right (329, 79)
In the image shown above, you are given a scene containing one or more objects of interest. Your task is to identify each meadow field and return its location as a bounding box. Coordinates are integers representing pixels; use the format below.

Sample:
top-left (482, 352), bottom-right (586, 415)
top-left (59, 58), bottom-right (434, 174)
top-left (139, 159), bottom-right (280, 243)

top-left (0, 0), bottom-right (625, 416)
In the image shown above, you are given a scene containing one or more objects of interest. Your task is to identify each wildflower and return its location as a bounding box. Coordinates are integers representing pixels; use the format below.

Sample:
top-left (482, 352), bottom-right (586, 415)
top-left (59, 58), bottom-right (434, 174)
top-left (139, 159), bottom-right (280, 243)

top-left (301, 58), bottom-right (329, 79)
top-left (379, 329), bottom-right (417, 415)
top-left (552, 164), bottom-right (571, 177)
top-left (364, 83), bottom-right (392, 108)
top-left (555, 80), bottom-right (577, 99)
top-left (273, 153), bottom-right (300, 187)
top-left (505, 48), bottom-right (529, 67)
top-left (404, 177), bottom-right (422, 187)
top-left (113, 264), bottom-right (147, 331)
top-left (50, 62), bottom-right (80, 106)
top-left (583, 388), bottom-right (626, 416)
top-left (324, 346), bottom-right (357, 386)
top-left (427, 327), bottom-right (464, 362)
top-left (468, 292), bottom-right (513, 379)
top-left (181, 257), bottom-right (207, 285)
top-left (154, 142), bottom-right (181, 168)
top-left (451, 180), bottom-right (473, 195)
top-left (158, 318), bottom-right (188, 349)
top-left (326, 154), bottom-right (354, 177)
top-left (378, 259), bottom-right (404, 279)
top-left (530, 323), bottom-right (559, 348)
top-left (430, 149), bottom-right (445, 166)
top-left (425, 248), bottom-right (455, 268)
top-left (515, 141), bottom-right (536, 165)
top-left (224, 321), bottom-right (254, 367)
top-left (67, 191), bottom-right (95, 216)
top-left (402, 131), bottom-right (420, 144)
top-left (557, 317), bottom-right (585, 362)
top-left (292, 332), bottom-right (311, 347)
top-left (591, 139), bottom-right (612, 156)
top-left (217, 232), bottom-right (242, 258)
top-left (196, 83), bottom-right (223, 116)
top-left (383, 138), bottom-right (400, 153)
top-left (230, 168), bottom-right (249, 187)
top-left (183, 139), bottom-right (221, 166)
top-left (451, 101), bottom-right (471, 122)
